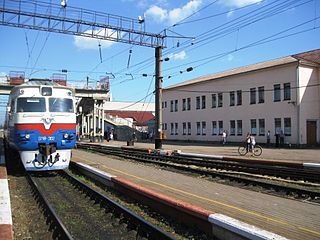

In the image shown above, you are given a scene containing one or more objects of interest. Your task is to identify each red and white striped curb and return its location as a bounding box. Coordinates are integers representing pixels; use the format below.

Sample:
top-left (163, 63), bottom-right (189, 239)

top-left (0, 165), bottom-right (13, 240)
top-left (74, 162), bottom-right (288, 240)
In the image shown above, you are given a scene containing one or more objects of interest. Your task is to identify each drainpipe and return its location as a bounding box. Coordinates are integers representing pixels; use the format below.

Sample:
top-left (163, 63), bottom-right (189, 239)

top-left (296, 63), bottom-right (300, 146)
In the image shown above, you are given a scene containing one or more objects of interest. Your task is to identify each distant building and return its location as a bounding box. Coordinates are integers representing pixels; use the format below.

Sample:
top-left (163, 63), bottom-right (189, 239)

top-left (162, 49), bottom-right (320, 146)
top-left (102, 101), bottom-right (155, 140)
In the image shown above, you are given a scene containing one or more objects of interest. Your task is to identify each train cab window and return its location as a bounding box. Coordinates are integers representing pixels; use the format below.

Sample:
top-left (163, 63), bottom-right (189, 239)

top-left (49, 98), bottom-right (74, 113)
top-left (17, 97), bottom-right (46, 112)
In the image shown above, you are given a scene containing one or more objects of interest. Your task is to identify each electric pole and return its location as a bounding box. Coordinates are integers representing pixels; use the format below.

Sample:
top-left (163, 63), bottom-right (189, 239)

top-left (154, 47), bottom-right (163, 149)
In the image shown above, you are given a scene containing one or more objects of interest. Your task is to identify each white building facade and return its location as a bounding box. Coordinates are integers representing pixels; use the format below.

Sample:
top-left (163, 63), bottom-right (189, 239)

top-left (162, 50), bottom-right (320, 145)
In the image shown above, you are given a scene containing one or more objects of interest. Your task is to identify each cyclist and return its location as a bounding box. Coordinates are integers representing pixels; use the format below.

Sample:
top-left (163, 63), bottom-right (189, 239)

top-left (250, 135), bottom-right (256, 153)
top-left (246, 133), bottom-right (251, 152)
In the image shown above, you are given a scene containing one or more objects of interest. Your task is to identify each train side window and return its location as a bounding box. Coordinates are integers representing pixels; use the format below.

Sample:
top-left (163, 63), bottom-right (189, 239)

top-left (17, 97), bottom-right (46, 112)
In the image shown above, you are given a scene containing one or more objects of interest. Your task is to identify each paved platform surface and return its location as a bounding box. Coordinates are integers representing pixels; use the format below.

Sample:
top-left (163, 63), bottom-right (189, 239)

top-left (72, 146), bottom-right (320, 240)
top-left (94, 140), bottom-right (320, 163)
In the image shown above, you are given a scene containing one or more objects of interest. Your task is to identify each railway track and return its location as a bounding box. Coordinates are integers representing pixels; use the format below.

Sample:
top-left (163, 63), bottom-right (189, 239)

top-left (77, 143), bottom-right (320, 202)
top-left (27, 171), bottom-right (175, 240)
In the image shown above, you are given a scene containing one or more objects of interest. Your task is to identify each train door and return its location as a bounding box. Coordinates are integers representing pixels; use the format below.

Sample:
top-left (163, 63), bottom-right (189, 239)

top-left (306, 120), bottom-right (317, 145)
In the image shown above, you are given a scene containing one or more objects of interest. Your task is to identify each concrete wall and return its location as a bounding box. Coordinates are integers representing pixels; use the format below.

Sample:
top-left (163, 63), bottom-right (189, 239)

top-left (298, 64), bottom-right (320, 144)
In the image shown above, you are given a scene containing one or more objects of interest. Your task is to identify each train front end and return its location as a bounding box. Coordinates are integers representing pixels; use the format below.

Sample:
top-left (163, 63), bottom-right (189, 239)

top-left (6, 81), bottom-right (76, 171)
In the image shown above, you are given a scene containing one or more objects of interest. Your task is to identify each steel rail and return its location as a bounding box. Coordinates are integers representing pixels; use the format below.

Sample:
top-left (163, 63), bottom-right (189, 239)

top-left (78, 143), bottom-right (320, 183)
top-left (26, 173), bottom-right (74, 240)
top-left (77, 143), bottom-right (320, 201)
top-left (60, 170), bottom-right (175, 240)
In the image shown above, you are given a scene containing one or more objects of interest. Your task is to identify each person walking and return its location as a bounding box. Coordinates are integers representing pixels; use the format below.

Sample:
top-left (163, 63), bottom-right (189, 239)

top-left (222, 130), bottom-right (227, 145)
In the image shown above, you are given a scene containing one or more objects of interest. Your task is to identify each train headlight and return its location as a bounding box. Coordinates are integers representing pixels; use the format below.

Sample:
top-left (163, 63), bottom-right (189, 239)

top-left (63, 133), bottom-right (69, 139)
top-left (25, 134), bottom-right (30, 139)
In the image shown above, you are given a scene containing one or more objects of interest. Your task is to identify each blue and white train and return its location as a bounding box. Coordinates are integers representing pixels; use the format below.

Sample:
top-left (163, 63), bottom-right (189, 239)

top-left (4, 79), bottom-right (76, 171)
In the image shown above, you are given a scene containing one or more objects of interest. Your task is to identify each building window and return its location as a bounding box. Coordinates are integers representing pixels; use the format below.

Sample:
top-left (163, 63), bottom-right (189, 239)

top-left (162, 123), bottom-right (165, 130)
top-left (218, 93), bottom-right (223, 108)
top-left (283, 83), bottom-right (291, 100)
top-left (259, 119), bottom-right (265, 136)
top-left (182, 99), bottom-right (186, 111)
top-left (196, 122), bottom-right (201, 135)
top-left (284, 118), bottom-right (291, 136)
top-left (230, 91), bottom-right (235, 106)
top-left (182, 122), bottom-right (186, 135)
top-left (212, 121), bottom-right (217, 135)
top-left (258, 86), bottom-right (264, 104)
top-left (237, 120), bottom-right (242, 136)
top-left (196, 96), bottom-right (200, 110)
top-left (174, 100), bottom-right (178, 112)
top-left (187, 98), bottom-right (191, 110)
top-left (187, 122), bottom-right (191, 135)
top-left (202, 121), bottom-right (206, 135)
top-left (274, 84), bottom-right (281, 102)
top-left (230, 120), bottom-right (235, 136)
top-left (170, 123), bottom-right (174, 135)
top-left (201, 95), bottom-right (206, 109)
top-left (175, 123), bottom-right (178, 135)
top-left (237, 90), bottom-right (242, 105)
top-left (250, 88), bottom-right (256, 104)
top-left (163, 123), bottom-right (167, 130)
top-left (164, 101), bottom-right (167, 108)
top-left (162, 102), bottom-right (165, 108)
top-left (218, 121), bottom-right (223, 135)
top-left (274, 118), bottom-right (281, 134)
top-left (251, 119), bottom-right (257, 135)
top-left (212, 94), bottom-right (217, 108)
top-left (170, 100), bottom-right (174, 112)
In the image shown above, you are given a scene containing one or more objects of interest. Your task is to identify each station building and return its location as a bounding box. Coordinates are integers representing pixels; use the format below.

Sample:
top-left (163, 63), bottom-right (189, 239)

top-left (162, 49), bottom-right (320, 146)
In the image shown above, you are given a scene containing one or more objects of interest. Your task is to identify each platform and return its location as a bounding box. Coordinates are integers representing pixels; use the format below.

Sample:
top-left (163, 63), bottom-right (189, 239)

top-left (72, 142), bottom-right (320, 240)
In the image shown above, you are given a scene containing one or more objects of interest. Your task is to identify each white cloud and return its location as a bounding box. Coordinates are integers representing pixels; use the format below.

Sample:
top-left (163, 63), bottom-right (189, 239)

top-left (223, 0), bottom-right (262, 7)
top-left (144, 5), bottom-right (168, 23)
top-left (168, 50), bottom-right (187, 60)
top-left (144, 0), bottom-right (202, 25)
top-left (227, 54), bottom-right (234, 61)
top-left (74, 28), bottom-right (118, 50)
top-left (227, 10), bottom-right (234, 18)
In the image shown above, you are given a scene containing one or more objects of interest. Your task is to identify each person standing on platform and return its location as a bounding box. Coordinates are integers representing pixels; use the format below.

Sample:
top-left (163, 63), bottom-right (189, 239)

top-left (280, 130), bottom-right (285, 147)
top-left (267, 130), bottom-right (270, 146)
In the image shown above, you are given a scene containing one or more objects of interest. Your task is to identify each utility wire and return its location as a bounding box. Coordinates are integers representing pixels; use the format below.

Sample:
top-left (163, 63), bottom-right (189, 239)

top-left (174, 0), bottom-right (266, 26)
top-left (163, 23), bottom-right (319, 80)
top-left (114, 0), bottom-right (304, 79)
top-left (171, 83), bottom-right (320, 94)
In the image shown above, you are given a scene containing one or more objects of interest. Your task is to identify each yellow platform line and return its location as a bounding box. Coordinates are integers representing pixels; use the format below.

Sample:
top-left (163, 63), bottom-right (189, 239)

top-left (74, 157), bottom-right (320, 238)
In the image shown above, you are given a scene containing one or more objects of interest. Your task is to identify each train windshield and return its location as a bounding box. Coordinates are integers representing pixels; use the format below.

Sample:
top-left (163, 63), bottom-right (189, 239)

top-left (17, 97), bottom-right (46, 112)
top-left (49, 98), bottom-right (74, 113)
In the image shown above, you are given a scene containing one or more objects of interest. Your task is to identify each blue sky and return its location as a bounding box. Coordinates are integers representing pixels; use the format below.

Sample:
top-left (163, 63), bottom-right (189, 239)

top-left (0, 0), bottom-right (319, 123)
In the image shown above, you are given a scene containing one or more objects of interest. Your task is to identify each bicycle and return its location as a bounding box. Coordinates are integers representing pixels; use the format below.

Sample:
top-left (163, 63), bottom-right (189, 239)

top-left (238, 144), bottom-right (263, 156)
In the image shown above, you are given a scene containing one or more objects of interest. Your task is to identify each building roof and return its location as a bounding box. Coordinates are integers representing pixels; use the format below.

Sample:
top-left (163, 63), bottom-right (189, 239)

top-left (108, 111), bottom-right (155, 126)
top-left (164, 49), bottom-right (320, 90)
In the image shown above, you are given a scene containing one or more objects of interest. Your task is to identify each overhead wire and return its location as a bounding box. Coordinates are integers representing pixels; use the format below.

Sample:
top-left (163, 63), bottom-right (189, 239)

top-left (116, 0), bottom-right (303, 77)
top-left (173, 0), bottom-right (266, 26)
top-left (163, 18), bottom-right (320, 79)
top-left (118, 0), bottom-right (311, 79)
top-left (170, 83), bottom-right (320, 94)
